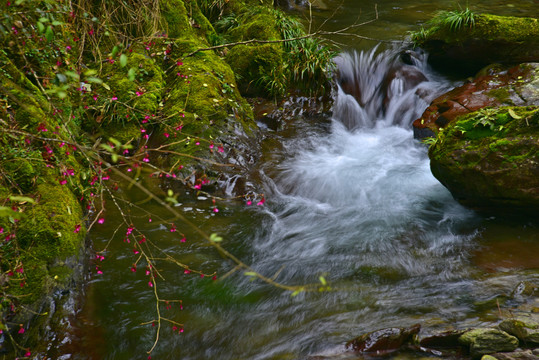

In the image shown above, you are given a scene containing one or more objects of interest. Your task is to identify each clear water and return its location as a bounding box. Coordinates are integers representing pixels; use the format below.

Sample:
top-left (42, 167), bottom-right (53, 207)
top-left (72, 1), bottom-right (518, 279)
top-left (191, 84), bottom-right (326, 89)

top-left (50, 2), bottom-right (539, 359)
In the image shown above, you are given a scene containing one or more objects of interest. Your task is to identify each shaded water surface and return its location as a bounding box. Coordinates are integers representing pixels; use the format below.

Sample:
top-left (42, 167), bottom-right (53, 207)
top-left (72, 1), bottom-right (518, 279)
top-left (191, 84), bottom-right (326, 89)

top-left (53, 2), bottom-right (539, 359)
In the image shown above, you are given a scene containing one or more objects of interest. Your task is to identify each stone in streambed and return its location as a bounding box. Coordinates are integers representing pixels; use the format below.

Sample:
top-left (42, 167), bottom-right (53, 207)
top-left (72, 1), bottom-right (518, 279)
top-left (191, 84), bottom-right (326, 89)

top-left (346, 324), bottom-right (420, 354)
top-left (459, 328), bottom-right (519, 358)
top-left (482, 349), bottom-right (539, 360)
top-left (499, 317), bottom-right (539, 345)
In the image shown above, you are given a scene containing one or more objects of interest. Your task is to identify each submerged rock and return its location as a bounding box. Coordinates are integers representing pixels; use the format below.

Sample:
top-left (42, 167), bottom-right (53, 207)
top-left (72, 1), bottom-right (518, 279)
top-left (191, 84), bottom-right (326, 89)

top-left (345, 324), bottom-right (420, 354)
top-left (459, 328), bottom-right (519, 358)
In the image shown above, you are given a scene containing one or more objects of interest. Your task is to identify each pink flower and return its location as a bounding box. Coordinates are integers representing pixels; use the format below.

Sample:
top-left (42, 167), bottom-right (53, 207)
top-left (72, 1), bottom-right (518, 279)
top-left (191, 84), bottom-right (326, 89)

top-left (97, 218), bottom-right (105, 224)
top-left (74, 224), bottom-right (81, 233)
top-left (213, 208), bottom-right (219, 213)
top-left (218, 145), bottom-right (224, 153)
top-left (184, 269), bottom-right (190, 274)
top-left (136, 91), bottom-right (143, 96)
top-left (111, 96), bottom-right (117, 101)
top-left (246, 200), bottom-right (252, 206)
top-left (177, 61), bottom-right (183, 66)
top-left (131, 266), bottom-right (137, 272)
top-left (133, 248), bottom-right (139, 255)
top-left (59, 179), bottom-right (67, 185)
top-left (148, 281), bottom-right (153, 287)
top-left (194, 184), bottom-right (201, 190)
top-left (18, 327), bottom-right (25, 334)
top-left (209, 143), bottom-right (214, 149)
top-left (25, 351), bottom-right (31, 357)
top-left (180, 237), bottom-right (186, 243)
top-left (37, 123), bottom-right (48, 132)
top-left (164, 132), bottom-right (170, 138)
top-left (256, 198), bottom-right (265, 206)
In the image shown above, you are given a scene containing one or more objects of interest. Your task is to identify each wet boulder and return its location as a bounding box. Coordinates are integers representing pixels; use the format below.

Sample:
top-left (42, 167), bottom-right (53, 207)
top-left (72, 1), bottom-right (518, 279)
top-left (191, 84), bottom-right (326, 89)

top-left (428, 106), bottom-right (539, 213)
top-left (412, 13), bottom-right (539, 75)
top-left (346, 324), bottom-right (420, 354)
top-left (413, 63), bottom-right (539, 139)
top-left (459, 328), bottom-right (519, 358)
top-left (481, 349), bottom-right (539, 360)
top-left (499, 317), bottom-right (539, 345)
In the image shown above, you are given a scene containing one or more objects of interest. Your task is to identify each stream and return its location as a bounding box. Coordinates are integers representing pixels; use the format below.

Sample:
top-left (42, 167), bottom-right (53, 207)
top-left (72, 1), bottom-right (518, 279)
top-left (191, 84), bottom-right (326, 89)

top-left (49, 1), bottom-right (538, 359)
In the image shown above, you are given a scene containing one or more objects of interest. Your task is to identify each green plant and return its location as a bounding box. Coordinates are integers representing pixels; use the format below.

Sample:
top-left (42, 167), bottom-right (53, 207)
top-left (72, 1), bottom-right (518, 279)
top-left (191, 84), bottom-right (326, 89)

top-left (431, 6), bottom-right (476, 31)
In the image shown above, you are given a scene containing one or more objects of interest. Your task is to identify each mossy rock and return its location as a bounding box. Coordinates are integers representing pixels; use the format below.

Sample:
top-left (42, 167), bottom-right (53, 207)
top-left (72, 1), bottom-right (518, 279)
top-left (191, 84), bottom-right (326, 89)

top-left (429, 106), bottom-right (539, 214)
top-left (13, 181), bottom-right (85, 304)
top-left (459, 328), bottom-right (519, 358)
top-left (226, 43), bottom-right (283, 96)
top-left (229, 12), bottom-right (281, 41)
top-left (413, 13), bottom-right (539, 74)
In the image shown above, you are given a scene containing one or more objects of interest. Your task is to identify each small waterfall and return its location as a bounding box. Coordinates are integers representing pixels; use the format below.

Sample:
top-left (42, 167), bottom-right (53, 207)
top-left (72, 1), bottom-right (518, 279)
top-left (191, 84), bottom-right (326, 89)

top-left (333, 45), bottom-right (455, 129)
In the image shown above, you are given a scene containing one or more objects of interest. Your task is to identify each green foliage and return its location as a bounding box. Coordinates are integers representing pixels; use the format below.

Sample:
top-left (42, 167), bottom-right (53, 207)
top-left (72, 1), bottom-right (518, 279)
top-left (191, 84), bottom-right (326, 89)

top-left (432, 7), bottom-right (476, 31)
top-left (409, 6), bottom-right (476, 46)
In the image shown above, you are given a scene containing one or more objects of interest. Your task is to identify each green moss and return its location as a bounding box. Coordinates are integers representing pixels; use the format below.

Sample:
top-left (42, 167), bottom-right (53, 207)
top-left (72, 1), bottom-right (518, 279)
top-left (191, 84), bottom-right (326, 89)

top-left (487, 87), bottom-right (512, 104)
top-left (230, 12), bottom-right (281, 41)
top-left (160, 0), bottom-right (191, 37)
top-left (9, 180), bottom-right (84, 304)
top-left (429, 106), bottom-right (539, 210)
top-left (226, 43), bottom-right (283, 96)
top-left (417, 13), bottom-right (539, 45)
top-left (1, 159), bottom-right (38, 193)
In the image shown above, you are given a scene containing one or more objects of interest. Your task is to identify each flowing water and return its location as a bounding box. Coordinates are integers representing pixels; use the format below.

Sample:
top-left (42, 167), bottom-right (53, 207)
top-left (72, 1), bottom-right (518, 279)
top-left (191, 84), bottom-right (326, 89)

top-left (51, 2), bottom-right (539, 359)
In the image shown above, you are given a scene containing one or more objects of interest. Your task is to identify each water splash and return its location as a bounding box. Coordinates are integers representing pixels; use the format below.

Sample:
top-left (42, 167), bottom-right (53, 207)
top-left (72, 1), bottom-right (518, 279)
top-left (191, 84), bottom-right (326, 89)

top-left (333, 46), bottom-right (455, 129)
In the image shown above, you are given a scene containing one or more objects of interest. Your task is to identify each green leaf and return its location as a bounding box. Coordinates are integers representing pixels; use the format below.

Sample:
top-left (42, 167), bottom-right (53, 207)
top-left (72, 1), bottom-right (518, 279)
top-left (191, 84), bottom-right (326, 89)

top-left (65, 71), bottom-right (80, 80)
top-left (127, 68), bottom-right (136, 82)
top-left (56, 73), bottom-right (67, 83)
top-left (111, 46), bottom-right (120, 58)
top-left (37, 21), bottom-right (45, 33)
top-left (209, 233), bottom-right (223, 242)
top-left (102, 82), bottom-right (111, 90)
top-left (319, 276), bottom-right (327, 286)
top-left (291, 288), bottom-right (304, 297)
top-left (244, 272), bottom-right (257, 277)
top-left (508, 108), bottom-right (522, 119)
top-left (45, 25), bottom-right (54, 42)
top-left (0, 206), bottom-right (19, 218)
top-left (9, 196), bottom-right (35, 204)
top-left (120, 54), bottom-right (128, 68)
top-left (86, 77), bottom-right (102, 84)
top-left (51, 21), bottom-right (63, 26)
top-left (84, 69), bottom-right (98, 76)
top-left (109, 138), bottom-right (122, 147)
top-left (38, 17), bottom-right (49, 23)
top-left (100, 143), bottom-right (114, 152)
